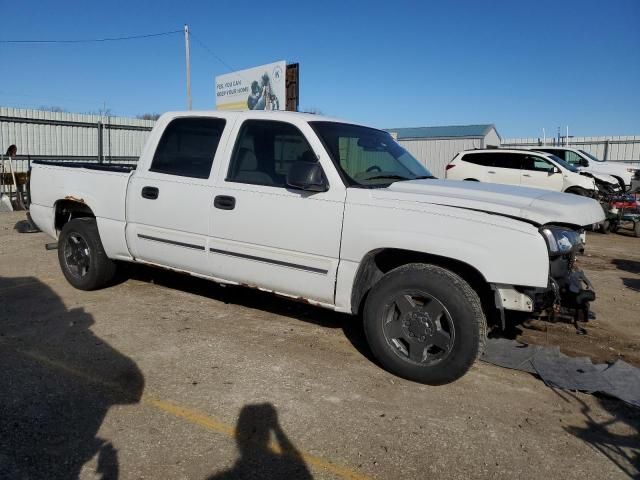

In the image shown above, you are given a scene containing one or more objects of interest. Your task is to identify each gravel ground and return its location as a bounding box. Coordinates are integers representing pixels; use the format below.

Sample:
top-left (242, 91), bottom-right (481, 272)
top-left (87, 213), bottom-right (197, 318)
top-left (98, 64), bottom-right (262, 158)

top-left (1, 211), bottom-right (638, 479)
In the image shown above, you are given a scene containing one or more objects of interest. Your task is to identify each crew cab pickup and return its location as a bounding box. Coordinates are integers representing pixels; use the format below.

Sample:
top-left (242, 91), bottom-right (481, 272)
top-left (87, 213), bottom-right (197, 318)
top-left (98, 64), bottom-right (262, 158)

top-left (29, 111), bottom-right (605, 385)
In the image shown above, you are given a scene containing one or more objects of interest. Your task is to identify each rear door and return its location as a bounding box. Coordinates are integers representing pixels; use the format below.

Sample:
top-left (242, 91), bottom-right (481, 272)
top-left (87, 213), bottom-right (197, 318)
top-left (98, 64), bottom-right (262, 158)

top-left (208, 119), bottom-right (345, 304)
top-left (487, 153), bottom-right (522, 186)
top-left (520, 154), bottom-right (564, 191)
top-left (126, 117), bottom-right (228, 275)
top-left (456, 152), bottom-right (494, 180)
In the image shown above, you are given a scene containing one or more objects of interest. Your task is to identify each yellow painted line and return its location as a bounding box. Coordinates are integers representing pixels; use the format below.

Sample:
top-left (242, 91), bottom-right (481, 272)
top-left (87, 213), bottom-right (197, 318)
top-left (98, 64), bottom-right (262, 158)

top-left (2, 343), bottom-right (372, 480)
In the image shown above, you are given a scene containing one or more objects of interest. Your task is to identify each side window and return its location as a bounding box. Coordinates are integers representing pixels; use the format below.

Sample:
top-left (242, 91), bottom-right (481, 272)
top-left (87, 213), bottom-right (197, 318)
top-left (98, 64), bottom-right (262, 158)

top-left (565, 150), bottom-right (583, 165)
top-left (462, 153), bottom-right (494, 167)
top-left (150, 118), bottom-right (226, 179)
top-left (227, 120), bottom-right (316, 187)
top-left (493, 153), bottom-right (522, 170)
top-left (523, 155), bottom-right (553, 171)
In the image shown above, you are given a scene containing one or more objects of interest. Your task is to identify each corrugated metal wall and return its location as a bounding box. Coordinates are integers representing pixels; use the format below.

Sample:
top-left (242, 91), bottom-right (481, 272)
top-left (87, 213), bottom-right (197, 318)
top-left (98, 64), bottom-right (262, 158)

top-left (398, 138), bottom-right (484, 177)
top-left (502, 136), bottom-right (640, 163)
top-left (0, 107), bottom-right (155, 171)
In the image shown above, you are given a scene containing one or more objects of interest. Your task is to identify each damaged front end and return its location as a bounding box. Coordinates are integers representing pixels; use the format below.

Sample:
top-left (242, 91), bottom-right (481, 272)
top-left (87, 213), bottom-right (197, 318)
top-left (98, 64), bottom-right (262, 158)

top-left (493, 226), bottom-right (595, 330)
top-left (527, 226), bottom-right (595, 321)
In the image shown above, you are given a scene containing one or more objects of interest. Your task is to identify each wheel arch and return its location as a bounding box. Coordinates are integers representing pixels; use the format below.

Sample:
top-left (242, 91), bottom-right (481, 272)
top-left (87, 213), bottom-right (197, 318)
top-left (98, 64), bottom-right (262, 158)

top-left (54, 198), bottom-right (96, 233)
top-left (350, 248), bottom-right (494, 317)
top-left (610, 175), bottom-right (627, 191)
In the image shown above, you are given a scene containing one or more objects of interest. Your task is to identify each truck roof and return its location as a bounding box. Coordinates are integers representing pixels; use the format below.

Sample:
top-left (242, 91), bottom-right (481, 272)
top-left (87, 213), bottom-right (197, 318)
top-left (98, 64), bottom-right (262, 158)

top-left (159, 109), bottom-right (351, 125)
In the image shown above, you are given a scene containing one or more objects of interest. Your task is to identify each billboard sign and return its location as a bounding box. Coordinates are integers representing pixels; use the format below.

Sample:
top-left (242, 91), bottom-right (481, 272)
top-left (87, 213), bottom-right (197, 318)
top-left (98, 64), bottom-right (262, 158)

top-left (216, 61), bottom-right (286, 111)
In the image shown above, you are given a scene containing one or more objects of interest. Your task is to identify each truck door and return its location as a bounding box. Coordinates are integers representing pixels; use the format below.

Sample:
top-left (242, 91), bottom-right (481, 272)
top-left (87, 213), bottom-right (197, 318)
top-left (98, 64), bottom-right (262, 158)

top-left (520, 155), bottom-right (564, 191)
top-left (208, 119), bottom-right (345, 304)
top-left (126, 117), bottom-right (227, 275)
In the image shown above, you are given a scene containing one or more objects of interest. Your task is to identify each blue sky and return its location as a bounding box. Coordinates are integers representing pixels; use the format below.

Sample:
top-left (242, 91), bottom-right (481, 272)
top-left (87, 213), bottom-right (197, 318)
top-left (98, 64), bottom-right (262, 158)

top-left (1, 0), bottom-right (638, 137)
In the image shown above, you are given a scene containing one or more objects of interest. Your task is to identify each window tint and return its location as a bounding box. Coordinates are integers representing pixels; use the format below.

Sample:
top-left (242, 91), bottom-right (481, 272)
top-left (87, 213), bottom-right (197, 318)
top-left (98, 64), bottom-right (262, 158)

top-left (540, 149), bottom-right (565, 160)
top-left (227, 120), bottom-right (316, 187)
top-left (492, 153), bottom-right (522, 170)
top-left (522, 155), bottom-right (553, 171)
top-left (565, 150), bottom-right (583, 165)
top-left (461, 152), bottom-right (495, 167)
top-left (150, 117), bottom-right (225, 179)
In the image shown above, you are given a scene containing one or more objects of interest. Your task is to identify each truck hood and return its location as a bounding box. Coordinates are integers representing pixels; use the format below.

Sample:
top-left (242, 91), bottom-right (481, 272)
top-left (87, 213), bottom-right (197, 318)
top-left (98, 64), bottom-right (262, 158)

top-left (377, 179), bottom-right (605, 227)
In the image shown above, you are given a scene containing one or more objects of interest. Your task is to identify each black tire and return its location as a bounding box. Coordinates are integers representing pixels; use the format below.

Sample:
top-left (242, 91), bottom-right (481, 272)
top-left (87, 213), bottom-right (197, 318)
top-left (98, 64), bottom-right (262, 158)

top-left (565, 187), bottom-right (590, 196)
top-left (363, 263), bottom-right (487, 385)
top-left (58, 218), bottom-right (116, 290)
top-left (634, 221), bottom-right (640, 238)
top-left (612, 176), bottom-right (626, 192)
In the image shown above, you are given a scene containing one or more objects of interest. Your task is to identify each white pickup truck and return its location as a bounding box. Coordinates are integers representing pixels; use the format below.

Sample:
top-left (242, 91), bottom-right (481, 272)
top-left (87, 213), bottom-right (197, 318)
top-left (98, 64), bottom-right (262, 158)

top-left (30, 111), bottom-right (605, 384)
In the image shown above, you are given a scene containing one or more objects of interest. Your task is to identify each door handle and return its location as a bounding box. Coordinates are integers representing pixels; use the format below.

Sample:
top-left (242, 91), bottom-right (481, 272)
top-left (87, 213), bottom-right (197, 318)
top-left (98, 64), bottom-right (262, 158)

top-left (522, 174), bottom-right (531, 177)
top-left (141, 186), bottom-right (159, 199)
top-left (487, 171), bottom-right (496, 174)
top-left (214, 195), bottom-right (236, 210)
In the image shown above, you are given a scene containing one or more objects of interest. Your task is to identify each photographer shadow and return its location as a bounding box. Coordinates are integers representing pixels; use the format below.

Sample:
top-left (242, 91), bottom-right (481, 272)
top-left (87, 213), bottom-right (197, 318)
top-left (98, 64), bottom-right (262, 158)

top-left (0, 275), bottom-right (144, 479)
top-left (207, 403), bottom-right (313, 480)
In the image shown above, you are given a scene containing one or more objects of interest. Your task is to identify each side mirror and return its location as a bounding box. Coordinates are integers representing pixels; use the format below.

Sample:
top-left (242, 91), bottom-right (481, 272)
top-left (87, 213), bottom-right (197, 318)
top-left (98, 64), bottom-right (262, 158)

top-left (286, 162), bottom-right (328, 192)
top-left (579, 159), bottom-right (589, 167)
top-left (548, 166), bottom-right (560, 175)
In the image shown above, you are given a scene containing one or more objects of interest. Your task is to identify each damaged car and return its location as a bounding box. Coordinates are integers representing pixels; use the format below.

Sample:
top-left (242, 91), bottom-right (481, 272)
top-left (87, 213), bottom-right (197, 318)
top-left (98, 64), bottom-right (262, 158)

top-left (29, 111), bottom-right (605, 385)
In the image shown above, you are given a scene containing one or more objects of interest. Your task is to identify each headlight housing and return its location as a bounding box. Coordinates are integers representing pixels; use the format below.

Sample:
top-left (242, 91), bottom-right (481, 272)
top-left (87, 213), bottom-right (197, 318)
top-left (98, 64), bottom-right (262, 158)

top-left (540, 226), bottom-right (582, 255)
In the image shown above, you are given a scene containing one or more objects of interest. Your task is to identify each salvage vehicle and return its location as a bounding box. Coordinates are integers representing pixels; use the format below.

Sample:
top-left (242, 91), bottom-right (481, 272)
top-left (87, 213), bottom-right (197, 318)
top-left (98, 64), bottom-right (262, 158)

top-left (531, 146), bottom-right (639, 192)
top-left (445, 148), bottom-right (619, 196)
top-left (29, 111), bottom-right (605, 385)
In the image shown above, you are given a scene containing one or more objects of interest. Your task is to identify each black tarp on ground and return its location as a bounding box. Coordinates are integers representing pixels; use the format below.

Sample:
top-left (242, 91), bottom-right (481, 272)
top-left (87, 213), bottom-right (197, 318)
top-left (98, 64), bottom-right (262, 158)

top-left (482, 338), bottom-right (640, 408)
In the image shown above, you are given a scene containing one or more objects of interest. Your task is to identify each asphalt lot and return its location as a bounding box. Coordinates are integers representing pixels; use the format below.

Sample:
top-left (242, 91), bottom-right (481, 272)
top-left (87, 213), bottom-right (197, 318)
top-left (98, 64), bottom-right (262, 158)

top-left (1, 210), bottom-right (638, 479)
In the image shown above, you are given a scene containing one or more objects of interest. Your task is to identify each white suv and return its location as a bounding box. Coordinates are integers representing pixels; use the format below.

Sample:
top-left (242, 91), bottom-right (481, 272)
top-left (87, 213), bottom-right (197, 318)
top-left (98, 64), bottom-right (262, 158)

top-left (446, 149), bottom-right (606, 195)
top-left (531, 147), bottom-right (639, 192)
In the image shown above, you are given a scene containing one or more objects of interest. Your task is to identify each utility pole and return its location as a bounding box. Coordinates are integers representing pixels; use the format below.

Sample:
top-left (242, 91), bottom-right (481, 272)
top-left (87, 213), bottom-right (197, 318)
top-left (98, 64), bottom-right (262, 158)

top-left (184, 24), bottom-right (192, 110)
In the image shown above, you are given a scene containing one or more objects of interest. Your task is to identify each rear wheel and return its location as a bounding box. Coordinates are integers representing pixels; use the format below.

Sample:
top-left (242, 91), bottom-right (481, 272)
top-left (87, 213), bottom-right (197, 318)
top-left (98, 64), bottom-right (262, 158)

top-left (58, 218), bottom-right (116, 290)
top-left (363, 263), bottom-right (487, 385)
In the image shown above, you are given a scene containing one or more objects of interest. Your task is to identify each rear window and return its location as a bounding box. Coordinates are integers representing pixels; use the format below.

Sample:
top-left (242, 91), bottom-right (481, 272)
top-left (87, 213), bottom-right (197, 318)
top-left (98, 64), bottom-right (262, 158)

top-left (461, 152), bottom-right (495, 167)
top-left (150, 117), bottom-right (226, 179)
top-left (462, 152), bottom-right (522, 169)
top-left (492, 153), bottom-right (523, 169)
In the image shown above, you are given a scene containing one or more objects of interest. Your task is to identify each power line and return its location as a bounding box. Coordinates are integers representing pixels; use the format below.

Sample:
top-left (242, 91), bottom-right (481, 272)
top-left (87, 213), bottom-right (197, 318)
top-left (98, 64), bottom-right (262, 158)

top-left (0, 29), bottom-right (182, 44)
top-left (189, 31), bottom-right (236, 72)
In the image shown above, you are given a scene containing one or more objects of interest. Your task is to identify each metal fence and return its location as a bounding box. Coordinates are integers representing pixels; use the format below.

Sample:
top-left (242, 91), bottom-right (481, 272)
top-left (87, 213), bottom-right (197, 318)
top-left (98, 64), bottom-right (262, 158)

top-left (0, 107), bottom-right (155, 172)
top-left (501, 135), bottom-right (640, 164)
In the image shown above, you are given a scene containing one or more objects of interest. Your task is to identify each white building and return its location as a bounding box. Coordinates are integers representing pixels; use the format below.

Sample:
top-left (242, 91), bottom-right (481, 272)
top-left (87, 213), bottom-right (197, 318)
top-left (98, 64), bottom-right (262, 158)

top-left (386, 124), bottom-right (501, 177)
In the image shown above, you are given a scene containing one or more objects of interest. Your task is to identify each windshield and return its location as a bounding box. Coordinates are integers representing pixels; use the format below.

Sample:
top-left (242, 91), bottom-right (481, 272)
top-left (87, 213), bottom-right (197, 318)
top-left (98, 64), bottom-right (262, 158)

top-left (546, 154), bottom-right (578, 172)
top-left (579, 149), bottom-right (603, 162)
top-left (309, 121), bottom-right (434, 187)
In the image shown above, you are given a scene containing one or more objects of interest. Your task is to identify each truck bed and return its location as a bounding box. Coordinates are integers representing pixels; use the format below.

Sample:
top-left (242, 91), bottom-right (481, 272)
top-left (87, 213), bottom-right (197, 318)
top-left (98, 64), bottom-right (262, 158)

top-left (29, 161), bottom-right (134, 256)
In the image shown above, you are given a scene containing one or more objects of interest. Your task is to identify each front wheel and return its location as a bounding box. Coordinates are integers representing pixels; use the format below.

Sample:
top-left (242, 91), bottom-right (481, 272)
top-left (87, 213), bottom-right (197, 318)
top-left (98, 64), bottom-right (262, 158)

top-left (58, 218), bottom-right (116, 290)
top-left (363, 264), bottom-right (487, 385)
